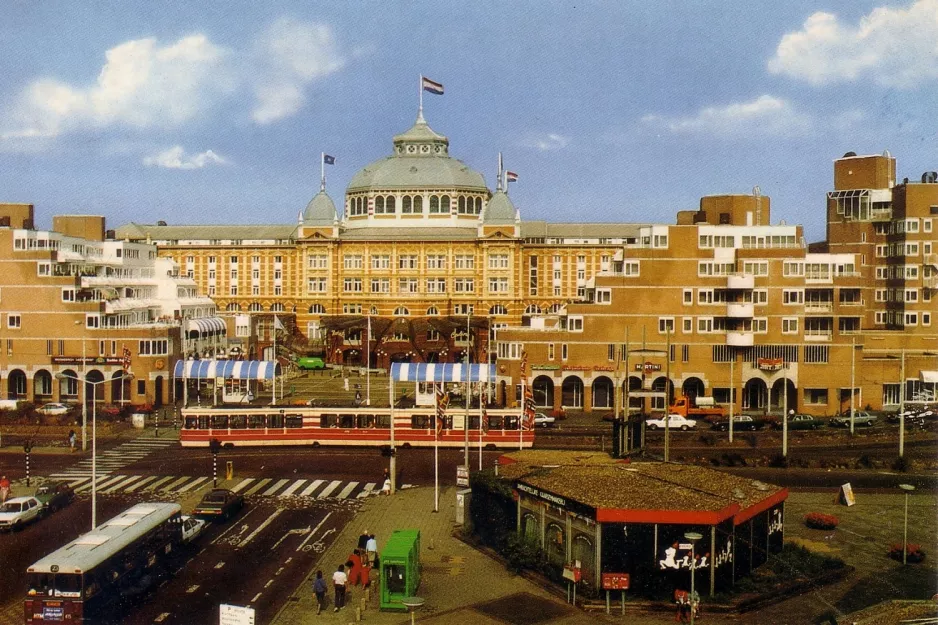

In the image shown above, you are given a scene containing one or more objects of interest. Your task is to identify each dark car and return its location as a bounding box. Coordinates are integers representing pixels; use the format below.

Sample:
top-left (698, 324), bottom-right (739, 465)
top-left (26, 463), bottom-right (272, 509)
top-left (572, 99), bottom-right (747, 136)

top-left (711, 415), bottom-right (764, 431)
top-left (192, 489), bottom-right (244, 521)
top-left (776, 414), bottom-right (823, 430)
top-left (34, 481), bottom-right (75, 514)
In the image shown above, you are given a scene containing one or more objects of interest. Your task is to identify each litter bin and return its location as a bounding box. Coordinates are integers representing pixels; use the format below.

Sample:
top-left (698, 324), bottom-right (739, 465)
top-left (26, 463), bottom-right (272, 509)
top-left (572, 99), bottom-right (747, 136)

top-left (131, 413), bottom-right (146, 429)
top-left (455, 488), bottom-right (471, 526)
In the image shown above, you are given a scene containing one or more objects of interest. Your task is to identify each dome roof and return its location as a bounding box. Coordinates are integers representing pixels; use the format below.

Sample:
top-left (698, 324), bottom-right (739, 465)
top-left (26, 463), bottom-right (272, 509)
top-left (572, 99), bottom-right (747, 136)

top-left (303, 190), bottom-right (337, 224)
top-left (347, 116), bottom-right (487, 192)
top-left (483, 190), bottom-right (516, 224)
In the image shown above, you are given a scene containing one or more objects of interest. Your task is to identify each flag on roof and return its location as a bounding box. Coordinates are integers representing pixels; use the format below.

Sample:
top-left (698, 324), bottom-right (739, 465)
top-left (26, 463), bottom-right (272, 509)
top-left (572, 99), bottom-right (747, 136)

top-left (421, 76), bottom-right (444, 95)
top-left (506, 171), bottom-right (518, 183)
top-left (122, 345), bottom-right (131, 373)
top-left (323, 154), bottom-right (335, 165)
top-left (273, 315), bottom-right (285, 331)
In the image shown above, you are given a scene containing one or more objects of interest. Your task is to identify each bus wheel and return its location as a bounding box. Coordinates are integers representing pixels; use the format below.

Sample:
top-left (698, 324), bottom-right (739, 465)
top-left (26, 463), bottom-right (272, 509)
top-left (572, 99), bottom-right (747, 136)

top-left (312, 441), bottom-right (321, 448)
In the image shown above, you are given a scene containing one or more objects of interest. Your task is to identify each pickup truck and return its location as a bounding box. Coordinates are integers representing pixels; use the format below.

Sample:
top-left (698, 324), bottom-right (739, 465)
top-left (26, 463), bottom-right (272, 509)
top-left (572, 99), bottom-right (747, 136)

top-left (830, 411), bottom-right (877, 428)
top-left (669, 396), bottom-right (726, 422)
top-left (646, 414), bottom-right (697, 431)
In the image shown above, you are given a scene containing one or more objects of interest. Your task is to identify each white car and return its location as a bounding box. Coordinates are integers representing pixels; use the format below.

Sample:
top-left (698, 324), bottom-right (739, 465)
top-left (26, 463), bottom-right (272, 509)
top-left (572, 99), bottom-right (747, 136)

top-left (534, 412), bottom-right (555, 427)
top-left (646, 414), bottom-right (697, 431)
top-left (180, 515), bottom-right (207, 544)
top-left (0, 496), bottom-right (44, 531)
top-left (37, 403), bottom-right (70, 416)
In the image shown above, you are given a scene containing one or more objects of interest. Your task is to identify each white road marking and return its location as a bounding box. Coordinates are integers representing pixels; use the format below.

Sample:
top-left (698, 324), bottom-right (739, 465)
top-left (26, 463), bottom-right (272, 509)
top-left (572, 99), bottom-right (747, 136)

top-left (264, 579), bottom-right (274, 589)
top-left (239, 509), bottom-right (282, 548)
top-left (271, 527), bottom-right (310, 551)
top-left (278, 479), bottom-right (307, 498)
top-left (215, 561), bottom-right (226, 570)
top-left (142, 476), bottom-right (175, 492)
top-left (230, 478), bottom-right (255, 493)
top-left (285, 557), bottom-right (292, 564)
top-left (160, 476), bottom-right (190, 492)
top-left (251, 592), bottom-right (262, 603)
top-left (186, 585), bottom-right (200, 594)
top-left (298, 479), bottom-right (323, 497)
top-left (75, 474), bottom-right (125, 493)
top-left (336, 481), bottom-right (359, 499)
top-left (262, 478), bottom-right (290, 496)
top-left (125, 476), bottom-right (159, 492)
top-left (356, 482), bottom-right (376, 498)
top-left (296, 512), bottom-right (332, 553)
top-left (175, 476), bottom-right (209, 493)
top-left (211, 509), bottom-right (258, 545)
top-left (154, 613), bottom-right (170, 622)
top-left (102, 475), bottom-right (144, 493)
top-left (275, 567), bottom-right (284, 576)
top-left (244, 478), bottom-right (272, 496)
top-left (316, 480), bottom-right (342, 499)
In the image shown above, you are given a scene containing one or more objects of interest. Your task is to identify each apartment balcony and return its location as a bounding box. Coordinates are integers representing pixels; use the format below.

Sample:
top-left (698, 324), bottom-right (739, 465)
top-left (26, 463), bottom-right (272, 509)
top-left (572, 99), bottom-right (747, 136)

top-left (726, 331), bottom-right (754, 347)
top-left (804, 302), bottom-right (833, 314)
top-left (925, 254), bottom-right (938, 269)
top-left (924, 275), bottom-right (938, 290)
top-left (804, 331), bottom-right (833, 342)
top-left (726, 274), bottom-right (754, 290)
top-left (725, 303), bottom-right (754, 318)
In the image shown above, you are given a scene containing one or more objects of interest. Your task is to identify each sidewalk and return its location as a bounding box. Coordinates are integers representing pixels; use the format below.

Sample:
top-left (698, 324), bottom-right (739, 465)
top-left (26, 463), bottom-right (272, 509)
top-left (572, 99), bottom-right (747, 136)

top-left (271, 486), bottom-right (672, 625)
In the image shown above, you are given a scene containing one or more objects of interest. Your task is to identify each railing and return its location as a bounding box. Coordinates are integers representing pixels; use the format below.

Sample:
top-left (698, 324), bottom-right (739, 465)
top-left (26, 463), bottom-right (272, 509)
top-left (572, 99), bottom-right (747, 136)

top-left (804, 302), bottom-right (833, 313)
top-left (726, 274), bottom-right (754, 290)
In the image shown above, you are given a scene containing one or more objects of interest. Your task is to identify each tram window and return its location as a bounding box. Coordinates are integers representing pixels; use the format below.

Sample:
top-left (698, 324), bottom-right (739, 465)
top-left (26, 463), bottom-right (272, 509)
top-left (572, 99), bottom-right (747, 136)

top-left (285, 415), bottom-right (303, 428)
top-left (248, 414), bottom-right (265, 429)
top-left (374, 414), bottom-right (391, 429)
top-left (320, 416), bottom-right (334, 428)
top-left (184, 416), bottom-right (200, 429)
top-left (211, 415), bottom-right (228, 429)
top-left (468, 415), bottom-right (480, 430)
top-left (487, 415), bottom-right (502, 431)
top-left (412, 415), bottom-right (430, 429)
top-left (268, 413), bottom-right (283, 428)
top-left (229, 415), bottom-right (247, 429)
top-left (504, 415), bottom-right (519, 430)
top-left (339, 414), bottom-right (355, 428)
top-left (198, 415), bottom-right (210, 430)
top-left (357, 414), bottom-right (376, 428)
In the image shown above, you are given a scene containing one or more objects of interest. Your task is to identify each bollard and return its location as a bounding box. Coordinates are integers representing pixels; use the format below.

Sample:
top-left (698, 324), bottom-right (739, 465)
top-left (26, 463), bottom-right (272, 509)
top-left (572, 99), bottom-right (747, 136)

top-left (355, 606), bottom-right (361, 621)
top-left (360, 597), bottom-right (366, 612)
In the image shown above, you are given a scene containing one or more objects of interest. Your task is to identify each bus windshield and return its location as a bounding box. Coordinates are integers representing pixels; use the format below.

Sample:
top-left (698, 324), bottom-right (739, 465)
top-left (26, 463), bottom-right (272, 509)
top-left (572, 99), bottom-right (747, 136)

top-left (27, 573), bottom-right (82, 597)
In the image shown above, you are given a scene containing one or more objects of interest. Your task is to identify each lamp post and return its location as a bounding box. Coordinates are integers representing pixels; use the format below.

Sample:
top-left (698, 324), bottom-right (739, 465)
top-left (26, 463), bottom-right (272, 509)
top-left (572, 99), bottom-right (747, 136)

top-left (56, 370), bottom-right (133, 530)
top-left (899, 483), bottom-right (915, 565)
top-left (684, 531), bottom-right (703, 625)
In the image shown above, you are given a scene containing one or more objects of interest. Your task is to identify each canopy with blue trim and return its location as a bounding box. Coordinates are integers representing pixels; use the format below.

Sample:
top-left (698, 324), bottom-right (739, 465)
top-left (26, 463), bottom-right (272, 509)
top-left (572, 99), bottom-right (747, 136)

top-left (173, 360), bottom-right (281, 380)
top-left (391, 363), bottom-right (496, 383)
top-left (186, 317), bottom-right (227, 334)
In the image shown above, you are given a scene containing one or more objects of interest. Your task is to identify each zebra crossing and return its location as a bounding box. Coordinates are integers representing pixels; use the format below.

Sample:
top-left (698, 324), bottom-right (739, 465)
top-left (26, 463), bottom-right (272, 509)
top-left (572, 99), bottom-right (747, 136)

top-left (58, 474), bottom-right (381, 500)
top-left (48, 438), bottom-right (178, 481)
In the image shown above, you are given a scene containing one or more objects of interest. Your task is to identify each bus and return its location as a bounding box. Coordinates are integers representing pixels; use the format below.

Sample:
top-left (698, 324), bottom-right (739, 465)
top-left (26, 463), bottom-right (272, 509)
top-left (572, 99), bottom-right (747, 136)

top-left (179, 406), bottom-right (535, 449)
top-left (25, 503), bottom-right (183, 624)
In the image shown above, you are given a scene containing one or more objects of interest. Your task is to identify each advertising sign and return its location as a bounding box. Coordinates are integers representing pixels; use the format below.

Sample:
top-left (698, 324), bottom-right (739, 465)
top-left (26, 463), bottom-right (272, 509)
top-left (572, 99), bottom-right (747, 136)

top-left (220, 604), bottom-right (255, 625)
top-left (757, 358), bottom-right (784, 371)
top-left (51, 356), bottom-right (124, 366)
top-left (839, 483), bottom-right (856, 507)
top-left (601, 572), bottom-right (630, 590)
top-left (456, 464), bottom-right (469, 487)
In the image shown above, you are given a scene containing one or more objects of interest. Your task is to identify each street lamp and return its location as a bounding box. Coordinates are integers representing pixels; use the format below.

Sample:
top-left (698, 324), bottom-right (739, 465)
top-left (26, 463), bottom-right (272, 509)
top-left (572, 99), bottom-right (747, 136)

top-left (684, 531), bottom-right (703, 625)
top-left (899, 483), bottom-right (915, 565)
top-left (55, 370), bottom-right (133, 530)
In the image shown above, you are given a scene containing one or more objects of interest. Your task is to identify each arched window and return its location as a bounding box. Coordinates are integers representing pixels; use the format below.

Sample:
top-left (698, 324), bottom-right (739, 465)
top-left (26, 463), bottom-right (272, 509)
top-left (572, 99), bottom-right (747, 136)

top-left (458, 196), bottom-right (466, 214)
top-left (358, 197), bottom-right (365, 215)
top-left (429, 195), bottom-right (440, 214)
top-left (226, 302), bottom-right (241, 312)
top-left (393, 306), bottom-right (409, 316)
top-left (440, 195), bottom-right (450, 213)
top-left (308, 304), bottom-right (326, 314)
top-left (426, 306), bottom-right (439, 316)
top-left (248, 302), bottom-right (263, 312)
top-left (374, 196), bottom-right (385, 213)
top-left (489, 304), bottom-right (508, 316)
top-left (474, 197), bottom-right (482, 214)
top-left (370, 306), bottom-right (378, 315)
top-left (271, 303), bottom-right (285, 312)
top-left (402, 196), bottom-right (412, 213)
top-left (386, 196), bottom-right (396, 213)
top-left (524, 304), bottom-right (542, 315)
top-left (413, 195), bottom-right (424, 213)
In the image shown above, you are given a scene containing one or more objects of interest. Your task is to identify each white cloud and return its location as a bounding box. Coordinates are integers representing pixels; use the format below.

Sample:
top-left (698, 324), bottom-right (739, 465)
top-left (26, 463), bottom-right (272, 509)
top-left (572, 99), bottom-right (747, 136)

top-left (3, 35), bottom-right (232, 139)
top-left (521, 133), bottom-right (570, 151)
top-left (251, 18), bottom-right (344, 124)
top-left (768, 1), bottom-right (938, 87)
top-left (641, 95), bottom-right (813, 137)
top-left (143, 146), bottom-right (227, 170)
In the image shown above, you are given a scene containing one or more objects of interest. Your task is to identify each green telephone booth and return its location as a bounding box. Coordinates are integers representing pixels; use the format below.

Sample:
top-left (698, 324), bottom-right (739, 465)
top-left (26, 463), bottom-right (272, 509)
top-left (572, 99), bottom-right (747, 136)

top-left (379, 529), bottom-right (422, 611)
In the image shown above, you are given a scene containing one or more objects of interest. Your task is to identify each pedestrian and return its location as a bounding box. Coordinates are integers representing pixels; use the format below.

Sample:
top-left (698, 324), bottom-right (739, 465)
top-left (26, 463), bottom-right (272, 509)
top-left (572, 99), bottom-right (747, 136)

top-left (674, 589), bottom-right (690, 623)
top-left (366, 533), bottom-right (378, 570)
top-left (690, 589), bottom-right (700, 620)
top-left (68, 430), bottom-right (76, 452)
top-left (347, 549), bottom-right (363, 587)
top-left (0, 475), bottom-right (10, 504)
top-left (332, 564), bottom-right (347, 612)
top-left (381, 476), bottom-right (391, 496)
top-left (354, 390), bottom-right (362, 406)
top-left (312, 570), bottom-right (327, 615)
top-left (358, 529), bottom-right (370, 565)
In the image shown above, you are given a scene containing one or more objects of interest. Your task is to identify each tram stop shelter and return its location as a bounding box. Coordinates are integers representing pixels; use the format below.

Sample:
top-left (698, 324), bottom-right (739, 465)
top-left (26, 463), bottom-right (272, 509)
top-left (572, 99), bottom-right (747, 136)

top-left (390, 363), bottom-right (497, 408)
top-left (495, 451), bottom-right (787, 598)
top-left (173, 359), bottom-right (283, 405)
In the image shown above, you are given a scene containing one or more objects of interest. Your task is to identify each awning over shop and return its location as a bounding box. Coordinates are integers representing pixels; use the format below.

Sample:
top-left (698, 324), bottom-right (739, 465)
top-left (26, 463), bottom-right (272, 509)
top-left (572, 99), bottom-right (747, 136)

top-left (391, 363), bottom-right (497, 383)
top-left (173, 360), bottom-right (280, 380)
top-left (920, 370), bottom-right (938, 384)
top-left (186, 317), bottom-right (227, 334)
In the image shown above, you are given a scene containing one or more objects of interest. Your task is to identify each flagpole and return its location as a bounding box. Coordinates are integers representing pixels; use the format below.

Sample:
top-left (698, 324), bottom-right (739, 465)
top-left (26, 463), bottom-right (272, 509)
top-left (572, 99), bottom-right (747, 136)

top-left (271, 316), bottom-right (277, 405)
top-left (418, 74), bottom-right (423, 120)
top-left (464, 311), bottom-right (470, 467)
top-left (366, 315), bottom-right (371, 406)
top-left (434, 382), bottom-right (439, 513)
top-left (320, 152), bottom-right (325, 191)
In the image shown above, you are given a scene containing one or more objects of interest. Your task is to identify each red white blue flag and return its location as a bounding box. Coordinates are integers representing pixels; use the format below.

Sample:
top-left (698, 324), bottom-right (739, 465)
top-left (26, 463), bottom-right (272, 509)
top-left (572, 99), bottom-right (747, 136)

top-left (435, 384), bottom-right (449, 439)
top-left (422, 76), bottom-right (444, 95)
top-left (506, 171), bottom-right (518, 183)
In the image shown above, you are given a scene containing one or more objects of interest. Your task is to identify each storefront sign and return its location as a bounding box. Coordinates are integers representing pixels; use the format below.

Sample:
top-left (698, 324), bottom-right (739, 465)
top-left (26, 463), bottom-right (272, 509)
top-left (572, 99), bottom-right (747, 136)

top-left (52, 356), bottom-right (124, 366)
top-left (514, 481), bottom-right (594, 518)
top-left (635, 362), bottom-right (661, 372)
top-left (601, 572), bottom-right (630, 590)
top-left (757, 358), bottom-right (784, 371)
top-left (559, 365), bottom-right (615, 373)
top-left (768, 508), bottom-right (783, 535)
top-left (532, 364), bottom-right (561, 371)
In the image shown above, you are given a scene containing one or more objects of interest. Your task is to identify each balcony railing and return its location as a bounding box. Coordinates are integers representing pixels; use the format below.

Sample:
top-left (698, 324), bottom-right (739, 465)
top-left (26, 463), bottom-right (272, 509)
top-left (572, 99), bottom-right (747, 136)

top-left (726, 274), bottom-right (754, 290)
top-left (725, 303), bottom-right (754, 318)
top-left (804, 302), bottom-right (833, 313)
top-left (725, 331), bottom-right (754, 347)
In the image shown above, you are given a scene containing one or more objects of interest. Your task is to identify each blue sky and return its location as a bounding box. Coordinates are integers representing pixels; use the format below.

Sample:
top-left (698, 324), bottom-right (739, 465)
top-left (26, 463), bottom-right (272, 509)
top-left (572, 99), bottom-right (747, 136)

top-left (2, 1), bottom-right (936, 241)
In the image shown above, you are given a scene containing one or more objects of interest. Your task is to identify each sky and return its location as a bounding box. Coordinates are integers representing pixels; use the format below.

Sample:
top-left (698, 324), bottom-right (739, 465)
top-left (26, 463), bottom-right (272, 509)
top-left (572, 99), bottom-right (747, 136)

top-left (2, 1), bottom-right (937, 242)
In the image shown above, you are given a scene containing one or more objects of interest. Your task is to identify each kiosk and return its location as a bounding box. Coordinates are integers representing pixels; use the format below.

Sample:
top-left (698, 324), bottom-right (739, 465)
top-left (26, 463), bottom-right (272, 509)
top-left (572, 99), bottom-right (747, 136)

top-left (379, 529), bottom-right (422, 611)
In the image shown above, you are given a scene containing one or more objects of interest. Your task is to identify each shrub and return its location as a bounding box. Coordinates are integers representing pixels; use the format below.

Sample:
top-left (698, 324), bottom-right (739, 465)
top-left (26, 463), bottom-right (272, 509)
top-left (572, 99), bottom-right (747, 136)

top-left (744, 433), bottom-right (758, 448)
top-left (888, 543), bottom-right (926, 563)
top-left (769, 454), bottom-right (789, 468)
top-left (804, 512), bottom-right (839, 530)
top-left (502, 534), bottom-right (546, 573)
top-left (698, 433), bottom-right (716, 446)
top-left (892, 456), bottom-right (909, 472)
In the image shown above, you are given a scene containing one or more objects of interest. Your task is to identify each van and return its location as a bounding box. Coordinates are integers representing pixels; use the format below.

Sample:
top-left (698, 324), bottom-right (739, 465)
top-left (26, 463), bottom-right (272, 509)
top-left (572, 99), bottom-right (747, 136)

top-left (297, 357), bottom-right (325, 370)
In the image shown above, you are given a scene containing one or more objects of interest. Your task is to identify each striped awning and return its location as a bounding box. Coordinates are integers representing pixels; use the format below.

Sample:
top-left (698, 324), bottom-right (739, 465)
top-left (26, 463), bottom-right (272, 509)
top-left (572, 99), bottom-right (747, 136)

top-left (173, 360), bottom-right (280, 380)
top-left (391, 363), bottom-right (497, 383)
top-left (921, 370), bottom-right (938, 384)
top-left (186, 317), bottom-right (227, 334)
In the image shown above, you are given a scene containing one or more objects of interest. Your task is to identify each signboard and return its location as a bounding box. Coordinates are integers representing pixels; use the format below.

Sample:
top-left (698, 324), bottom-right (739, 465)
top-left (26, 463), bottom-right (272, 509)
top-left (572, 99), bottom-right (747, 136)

top-left (456, 464), bottom-right (469, 487)
top-left (513, 481), bottom-right (595, 518)
top-left (601, 572), bottom-right (630, 590)
top-left (51, 356), bottom-right (124, 366)
top-left (757, 357), bottom-right (784, 371)
top-left (635, 362), bottom-right (661, 372)
top-left (220, 604), bottom-right (255, 625)
top-left (839, 483), bottom-right (856, 507)
top-left (562, 566), bottom-right (582, 582)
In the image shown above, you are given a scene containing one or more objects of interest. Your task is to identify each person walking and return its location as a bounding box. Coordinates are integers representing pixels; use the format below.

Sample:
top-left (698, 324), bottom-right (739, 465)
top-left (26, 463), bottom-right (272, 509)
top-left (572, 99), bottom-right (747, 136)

top-left (332, 564), bottom-right (347, 612)
top-left (312, 570), bottom-right (327, 615)
top-left (347, 550), bottom-right (363, 587)
top-left (68, 430), bottom-right (76, 452)
top-left (0, 475), bottom-right (10, 504)
top-left (366, 534), bottom-right (378, 571)
top-left (358, 530), bottom-right (370, 565)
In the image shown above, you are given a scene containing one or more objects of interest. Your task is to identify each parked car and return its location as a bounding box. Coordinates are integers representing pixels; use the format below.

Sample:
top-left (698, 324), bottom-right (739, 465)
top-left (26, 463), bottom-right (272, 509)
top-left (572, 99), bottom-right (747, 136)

top-left (646, 414), bottom-right (697, 431)
top-left (37, 403), bottom-right (70, 416)
top-left (0, 496), bottom-right (44, 531)
top-left (192, 489), bottom-right (244, 521)
top-left (830, 411), bottom-right (877, 427)
top-left (710, 415), bottom-right (764, 431)
top-left (180, 515), bottom-right (207, 543)
top-left (534, 412), bottom-right (555, 427)
top-left (34, 481), bottom-right (75, 513)
top-left (777, 414), bottom-right (823, 430)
